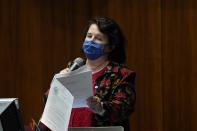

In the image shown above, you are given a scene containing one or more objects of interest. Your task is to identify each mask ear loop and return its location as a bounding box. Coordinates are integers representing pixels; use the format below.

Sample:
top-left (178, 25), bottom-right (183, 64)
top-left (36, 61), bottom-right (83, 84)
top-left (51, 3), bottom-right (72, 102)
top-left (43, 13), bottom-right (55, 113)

top-left (102, 44), bottom-right (114, 59)
top-left (105, 44), bottom-right (115, 52)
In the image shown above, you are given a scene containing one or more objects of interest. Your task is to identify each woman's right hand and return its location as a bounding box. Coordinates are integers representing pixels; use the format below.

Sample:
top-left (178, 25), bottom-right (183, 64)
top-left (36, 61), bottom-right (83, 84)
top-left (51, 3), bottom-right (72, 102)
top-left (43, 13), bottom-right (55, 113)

top-left (59, 68), bottom-right (70, 74)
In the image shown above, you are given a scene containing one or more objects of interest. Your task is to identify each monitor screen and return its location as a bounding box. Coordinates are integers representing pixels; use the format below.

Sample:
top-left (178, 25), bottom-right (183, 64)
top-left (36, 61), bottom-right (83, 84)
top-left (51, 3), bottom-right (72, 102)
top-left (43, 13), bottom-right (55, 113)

top-left (0, 98), bottom-right (24, 131)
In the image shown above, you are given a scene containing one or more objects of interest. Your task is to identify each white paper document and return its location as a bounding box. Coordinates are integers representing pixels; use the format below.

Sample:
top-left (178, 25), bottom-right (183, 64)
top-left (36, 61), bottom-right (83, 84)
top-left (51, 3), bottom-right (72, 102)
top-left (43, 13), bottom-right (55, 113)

top-left (40, 65), bottom-right (92, 131)
top-left (41, 79), bottom-right (74, 131)
top-left (55, 65), bottom-right (92, 108)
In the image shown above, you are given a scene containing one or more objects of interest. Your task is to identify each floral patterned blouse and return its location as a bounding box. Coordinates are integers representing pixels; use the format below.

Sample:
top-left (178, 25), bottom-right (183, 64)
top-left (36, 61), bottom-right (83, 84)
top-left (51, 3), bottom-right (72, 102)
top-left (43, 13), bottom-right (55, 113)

top-left (92, 61), bottom-right (136, 131)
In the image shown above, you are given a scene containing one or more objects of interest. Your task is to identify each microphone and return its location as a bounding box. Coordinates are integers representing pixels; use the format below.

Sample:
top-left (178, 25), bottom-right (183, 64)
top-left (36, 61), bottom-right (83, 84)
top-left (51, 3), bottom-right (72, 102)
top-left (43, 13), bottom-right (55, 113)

top-left (69, 57), bottom-right (85, 71)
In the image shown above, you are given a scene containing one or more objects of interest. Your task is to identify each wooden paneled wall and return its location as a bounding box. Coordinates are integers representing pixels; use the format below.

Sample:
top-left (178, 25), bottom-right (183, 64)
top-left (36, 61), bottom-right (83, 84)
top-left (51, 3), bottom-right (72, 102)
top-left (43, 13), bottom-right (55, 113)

top-left (0, 0), bottom-right (196, 131)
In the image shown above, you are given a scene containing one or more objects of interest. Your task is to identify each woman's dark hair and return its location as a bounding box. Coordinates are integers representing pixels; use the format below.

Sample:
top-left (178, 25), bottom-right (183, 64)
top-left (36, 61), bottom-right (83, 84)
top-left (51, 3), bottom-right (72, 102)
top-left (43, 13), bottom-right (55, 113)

top-left (83, 17), bottom-right (126, 64)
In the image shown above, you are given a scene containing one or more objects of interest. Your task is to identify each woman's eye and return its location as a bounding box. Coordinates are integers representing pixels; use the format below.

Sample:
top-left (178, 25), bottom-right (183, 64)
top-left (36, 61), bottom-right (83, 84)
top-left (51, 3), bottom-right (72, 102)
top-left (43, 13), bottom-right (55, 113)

top-left (96, 37), bottom-right (103, 41)
top-left (87, 35), bottom-right (92, 38)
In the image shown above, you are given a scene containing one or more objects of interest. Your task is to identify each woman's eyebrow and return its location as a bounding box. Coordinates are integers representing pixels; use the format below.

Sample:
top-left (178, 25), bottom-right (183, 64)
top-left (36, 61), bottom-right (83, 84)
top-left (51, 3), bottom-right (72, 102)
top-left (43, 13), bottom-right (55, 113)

top-left (87, 32), bottom-right (104, 38)
top-left (95, 33), bottom-right (105, 38)
top-left (87, 32), bottom-right (92, 35)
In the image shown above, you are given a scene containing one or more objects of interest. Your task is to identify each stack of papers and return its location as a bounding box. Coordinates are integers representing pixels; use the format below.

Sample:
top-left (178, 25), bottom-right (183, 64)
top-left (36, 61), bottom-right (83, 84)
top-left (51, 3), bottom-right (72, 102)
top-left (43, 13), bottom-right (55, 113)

top-left (41, 65), bottom-right (92, 131)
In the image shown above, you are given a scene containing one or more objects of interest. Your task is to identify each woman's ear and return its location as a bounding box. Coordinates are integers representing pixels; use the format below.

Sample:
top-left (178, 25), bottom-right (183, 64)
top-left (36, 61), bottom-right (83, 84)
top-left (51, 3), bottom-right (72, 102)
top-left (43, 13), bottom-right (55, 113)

top-left (110, 45), bottom-right (115, 50)
top-left (105, 45), bottom-right (115, 53)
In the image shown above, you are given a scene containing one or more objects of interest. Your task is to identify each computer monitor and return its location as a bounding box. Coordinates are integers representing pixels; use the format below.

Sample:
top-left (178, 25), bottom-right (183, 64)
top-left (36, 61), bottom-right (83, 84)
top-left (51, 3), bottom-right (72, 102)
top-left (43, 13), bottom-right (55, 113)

top-left (68, 126), bottom-right (124, 131)
top-left (0, 98), bottom-right (24, 131)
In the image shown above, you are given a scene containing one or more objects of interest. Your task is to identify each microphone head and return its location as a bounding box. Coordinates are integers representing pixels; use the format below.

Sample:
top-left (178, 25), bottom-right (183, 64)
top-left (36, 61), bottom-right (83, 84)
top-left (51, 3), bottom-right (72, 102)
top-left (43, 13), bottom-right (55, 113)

top-left (74, 57), bottom-right (85, 67)
top-left (69, 57), bottom-right (85, 71)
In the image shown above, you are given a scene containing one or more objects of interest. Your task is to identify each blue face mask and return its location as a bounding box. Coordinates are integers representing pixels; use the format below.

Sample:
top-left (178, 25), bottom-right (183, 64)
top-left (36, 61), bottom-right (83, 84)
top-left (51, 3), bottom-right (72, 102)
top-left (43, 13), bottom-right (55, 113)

top-left (82, 40), bottom-right (105, 60)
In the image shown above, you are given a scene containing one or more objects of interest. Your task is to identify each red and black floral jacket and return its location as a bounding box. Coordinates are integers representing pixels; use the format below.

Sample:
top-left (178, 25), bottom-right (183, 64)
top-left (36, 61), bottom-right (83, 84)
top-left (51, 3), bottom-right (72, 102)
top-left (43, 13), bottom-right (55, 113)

top-left (92, 62), bottom-right (136, 131)
top-left (39, 61), bottom-right (136, 131)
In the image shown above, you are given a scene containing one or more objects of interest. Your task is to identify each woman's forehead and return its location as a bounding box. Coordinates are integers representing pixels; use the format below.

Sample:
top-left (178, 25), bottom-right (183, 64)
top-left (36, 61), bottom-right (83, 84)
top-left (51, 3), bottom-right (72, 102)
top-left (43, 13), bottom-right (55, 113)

top-left (87, 24), bottom-right (103, 35)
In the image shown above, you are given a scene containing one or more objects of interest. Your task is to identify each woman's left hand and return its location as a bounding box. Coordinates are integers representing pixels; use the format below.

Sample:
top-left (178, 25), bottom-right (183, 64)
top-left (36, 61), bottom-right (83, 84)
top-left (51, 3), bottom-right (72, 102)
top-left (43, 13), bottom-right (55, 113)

top-left (86, 96), bottom-right (105, 115)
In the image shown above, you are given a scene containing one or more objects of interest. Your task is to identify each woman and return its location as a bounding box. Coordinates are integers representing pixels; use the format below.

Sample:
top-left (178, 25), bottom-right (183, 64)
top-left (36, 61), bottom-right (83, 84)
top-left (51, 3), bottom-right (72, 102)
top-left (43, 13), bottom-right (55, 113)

top-left (39, 17), bottom-right (136, 131)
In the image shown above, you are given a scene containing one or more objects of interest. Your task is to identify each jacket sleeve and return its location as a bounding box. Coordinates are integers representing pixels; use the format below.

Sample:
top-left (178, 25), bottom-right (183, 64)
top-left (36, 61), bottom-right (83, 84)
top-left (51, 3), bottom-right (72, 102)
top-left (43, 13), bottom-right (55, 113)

top-left (102, 71), bottom-right (136, 123)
